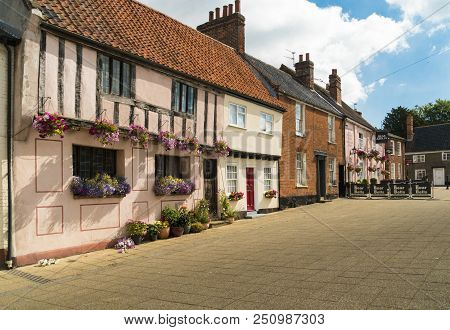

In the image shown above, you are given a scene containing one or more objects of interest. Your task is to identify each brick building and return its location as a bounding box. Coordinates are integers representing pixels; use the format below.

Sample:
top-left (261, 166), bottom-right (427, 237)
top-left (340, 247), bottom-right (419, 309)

top-left (405, 114), bottom-right (450, 186)
top-left (245, 55), bottom-right (344, 207)
top-left (384, 133), bottom-right (406, 181)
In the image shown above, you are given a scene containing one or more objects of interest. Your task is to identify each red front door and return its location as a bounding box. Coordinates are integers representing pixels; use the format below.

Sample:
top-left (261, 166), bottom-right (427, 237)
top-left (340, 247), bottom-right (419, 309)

top-left (246, 168), bottom-right (255, 211)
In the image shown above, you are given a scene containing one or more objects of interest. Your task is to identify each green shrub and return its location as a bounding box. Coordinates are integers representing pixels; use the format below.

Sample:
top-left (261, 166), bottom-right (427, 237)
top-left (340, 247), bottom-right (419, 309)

top-left (161, 207), bottom-right (180, 225)
top-left (194, 199), bottom-right (210, 224)
top-left (125, 220), bottom-right (147, 237)
top-left (190, 222), bottom-right (204, 233)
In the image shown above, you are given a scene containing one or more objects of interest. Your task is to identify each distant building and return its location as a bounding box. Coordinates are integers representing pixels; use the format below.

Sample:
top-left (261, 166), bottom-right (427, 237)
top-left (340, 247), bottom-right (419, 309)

top-left (405, 114), bottom-right (450, 186)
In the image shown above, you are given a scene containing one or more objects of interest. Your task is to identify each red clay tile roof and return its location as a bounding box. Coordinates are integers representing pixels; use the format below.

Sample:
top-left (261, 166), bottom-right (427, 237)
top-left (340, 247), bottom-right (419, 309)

top-left (32, 0), bottom-right (285, 111)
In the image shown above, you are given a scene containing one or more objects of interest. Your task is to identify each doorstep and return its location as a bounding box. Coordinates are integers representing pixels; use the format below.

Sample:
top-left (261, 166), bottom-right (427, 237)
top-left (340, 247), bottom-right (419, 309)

top-left (244, 211), bottom-right (268, 219)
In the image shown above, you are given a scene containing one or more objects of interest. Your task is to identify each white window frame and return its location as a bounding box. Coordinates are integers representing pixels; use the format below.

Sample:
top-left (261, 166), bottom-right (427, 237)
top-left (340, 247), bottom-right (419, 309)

top-left (390, 140), bottom-right (395, 154)
top-left (296, 103), bottom-right (305, 136)
top-left (358, 133), bottom-right (364, 149)
top-left (263, 167), bottom-right (273, 191)
top-left (391, 163), bottom-right (396, 180)
top-left (413, 155), bottom-right (426, 163)
top-left (415, 169), bottom-right (426, 181)
top-left (260, 112), bottom-right (274, 134)
top-left (328, 115), bottom-right (336, 143)
top-left (358, 159), bottom-right (364, 180)
top-left (296, 153), bottom-right (307, 187)
top-left (442, 152), bottom-right (450, 161)
top-left (229, 103), bottom-right (246, 128)
top-left (329, 158), bottom-right (336, 186)
top-left (396, 142), bottom-right (402, 156)
top-left (398, 163), bottom-right (402, 179)
top-left (226, 164), bottom-right (238, 194)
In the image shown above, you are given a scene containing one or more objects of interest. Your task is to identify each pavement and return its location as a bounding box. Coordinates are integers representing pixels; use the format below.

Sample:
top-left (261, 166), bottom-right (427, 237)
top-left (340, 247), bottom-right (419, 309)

top-left (0, 188), bottom-right (450, 310)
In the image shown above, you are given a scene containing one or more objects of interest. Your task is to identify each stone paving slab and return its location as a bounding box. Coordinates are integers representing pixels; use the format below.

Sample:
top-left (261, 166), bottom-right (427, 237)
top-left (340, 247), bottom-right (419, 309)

top-left (1, 189), bottom-right (450, 310)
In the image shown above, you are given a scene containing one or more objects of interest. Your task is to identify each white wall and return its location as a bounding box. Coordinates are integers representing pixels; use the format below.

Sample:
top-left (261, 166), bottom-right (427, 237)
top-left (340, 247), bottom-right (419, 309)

top-left (222, 95), bottom-right (282, 157)
top-left (0, 45), bottom-right (8, 251)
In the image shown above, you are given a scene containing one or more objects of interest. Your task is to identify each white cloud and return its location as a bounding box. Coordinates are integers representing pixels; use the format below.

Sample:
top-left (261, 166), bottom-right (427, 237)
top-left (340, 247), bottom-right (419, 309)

top-left (385, 0), bottom-right (450, 22)
top-left (379, 78), bottom-right (387, 86)
top-left (428, 23), bottom-right (448, 36)
top-left (141, 0), bottom-right (446, 103)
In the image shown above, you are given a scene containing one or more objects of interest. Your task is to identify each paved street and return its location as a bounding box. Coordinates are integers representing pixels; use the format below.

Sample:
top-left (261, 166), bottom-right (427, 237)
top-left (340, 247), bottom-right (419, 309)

top-left (1, 189), bottom-right (450, 310)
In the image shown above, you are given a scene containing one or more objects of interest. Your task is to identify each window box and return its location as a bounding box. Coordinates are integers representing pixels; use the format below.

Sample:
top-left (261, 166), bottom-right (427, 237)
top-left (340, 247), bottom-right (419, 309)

top-left (70, 174), bottom-right (131, 199)
top-left (154, 176), bottom-right (195, 196)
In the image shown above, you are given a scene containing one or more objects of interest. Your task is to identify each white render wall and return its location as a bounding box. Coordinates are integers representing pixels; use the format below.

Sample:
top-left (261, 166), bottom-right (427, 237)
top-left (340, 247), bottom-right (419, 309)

top-left (0, 45), bottom-right (8, 251)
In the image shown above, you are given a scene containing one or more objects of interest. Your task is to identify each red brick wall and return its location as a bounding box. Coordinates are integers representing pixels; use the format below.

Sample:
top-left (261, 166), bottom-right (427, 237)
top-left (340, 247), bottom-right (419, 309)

top-left (279, 95), bottom-right (344, 198)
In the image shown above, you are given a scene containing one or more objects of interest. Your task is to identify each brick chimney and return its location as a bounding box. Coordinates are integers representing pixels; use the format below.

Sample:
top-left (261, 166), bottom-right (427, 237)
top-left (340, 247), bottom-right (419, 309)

top-left (197, 0), bottom-right (246, 54)
top-left (294, 53), bottom-right (315, 90)
top-left (406, 113), bottom-right (414, 141)
top-left (329, 69), bottom-right (342, 105)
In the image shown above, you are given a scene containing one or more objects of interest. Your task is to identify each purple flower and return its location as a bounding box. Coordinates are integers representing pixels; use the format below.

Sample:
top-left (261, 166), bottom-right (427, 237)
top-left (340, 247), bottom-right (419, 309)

top-left (32, 112), bottom-right (69, 139)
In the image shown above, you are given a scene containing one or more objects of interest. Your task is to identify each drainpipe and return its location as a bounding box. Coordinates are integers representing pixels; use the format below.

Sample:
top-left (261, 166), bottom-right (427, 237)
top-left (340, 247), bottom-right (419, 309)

top-left (341, 116), bottom-right (347, 197)
top-left (277, 158), bottom-right (281, 210)
top-left (5, 43), bottom-right (14, 269)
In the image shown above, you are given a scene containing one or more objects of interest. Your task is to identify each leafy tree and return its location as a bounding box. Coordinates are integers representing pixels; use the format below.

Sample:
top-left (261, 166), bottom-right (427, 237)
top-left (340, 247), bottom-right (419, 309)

top-left (382, 99), bottom-right (449, 138)
top-left (415, 99), bottom-right (450, 125)
top-left (382, 106), bottom-right (423, 138)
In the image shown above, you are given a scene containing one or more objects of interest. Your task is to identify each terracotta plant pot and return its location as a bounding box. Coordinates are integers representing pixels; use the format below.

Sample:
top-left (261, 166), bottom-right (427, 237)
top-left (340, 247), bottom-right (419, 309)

top-left (158, 227), bottom-right (170, 239)
top-left (184, 225), bottom-right (191, 234)
top-left (171, 227), bottom-right (184, 237)
top-left (226, 217), bottom-right (235, 224)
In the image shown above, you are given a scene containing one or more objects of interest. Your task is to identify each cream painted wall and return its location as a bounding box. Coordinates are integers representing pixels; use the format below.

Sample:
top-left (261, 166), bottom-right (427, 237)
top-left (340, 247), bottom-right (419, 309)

top-left (135, 66), bottom-right (172, 110)
top-left (218, 157), bottom-right (279, 212)
top-left (222, 95), bottom-right (282, 157)
top-left (0, 46), bottom-right (8, 250)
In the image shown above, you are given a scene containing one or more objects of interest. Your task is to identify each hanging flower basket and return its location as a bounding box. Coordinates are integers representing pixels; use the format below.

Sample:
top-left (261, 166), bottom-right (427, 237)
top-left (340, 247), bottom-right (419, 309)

top-left (357, 150), bottom-right (367, 159)
top-left (154, 176), bottom-right (195, 196)
top-left (368, 149), bottom-right (380, 159)
top-left (157, 131), bottom-right (177, 151)
top-left (378, 155), bottom-right (389, 163)
top-left (347, 164), bottom-right (355, 172)
top-left (214, 140), bottom-right (231, 157)
top-left (128, 124), bottom-right (151, 148)
top-left (32, 112), bottom-right (69, 139)
top-left (229, 192), bottom-right (244, 201)
top-left (186, 137), bottom-right (201, 155)
top-left (354, 167), bottom-right (362, 174)
top-left (89, 119), bottom-right (119, 146)
top-left (70, 174), bottom-right (131, 198)
top-left (381, 170), bottom-right (390, 177)
top-left (368, 166), bottom-right (377, 173)
top-left (264, 190), bottom-right (278, 199)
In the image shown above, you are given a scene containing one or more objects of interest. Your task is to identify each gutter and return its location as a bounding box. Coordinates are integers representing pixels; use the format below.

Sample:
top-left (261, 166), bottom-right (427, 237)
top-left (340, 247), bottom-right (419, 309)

top-left (5, 43), bottom-right (14, 269)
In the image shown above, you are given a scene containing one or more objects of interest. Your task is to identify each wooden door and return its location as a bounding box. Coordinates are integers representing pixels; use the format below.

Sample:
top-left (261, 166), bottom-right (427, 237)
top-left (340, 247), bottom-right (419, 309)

top-left (203, 159), bottom-right (217, 215)
top-left (246, 168), bottom-right (255, 211)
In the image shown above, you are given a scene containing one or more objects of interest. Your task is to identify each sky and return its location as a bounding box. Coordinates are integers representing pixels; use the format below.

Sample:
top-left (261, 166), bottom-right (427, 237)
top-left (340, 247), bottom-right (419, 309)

top-left (140, 0), bottom-right (450, 128)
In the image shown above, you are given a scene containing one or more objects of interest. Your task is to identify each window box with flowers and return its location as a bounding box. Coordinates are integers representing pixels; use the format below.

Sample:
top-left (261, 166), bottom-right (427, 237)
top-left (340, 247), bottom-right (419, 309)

top-left (70, 174), bottom-right (131, 199)
top-left (264, 189), bottom-right (278, 199)
top-left (154, 176), bottom-right (195, 196)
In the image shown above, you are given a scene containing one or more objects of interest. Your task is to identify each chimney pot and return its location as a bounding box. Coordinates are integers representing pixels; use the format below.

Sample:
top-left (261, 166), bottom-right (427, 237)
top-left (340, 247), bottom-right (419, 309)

top-left (228, 4), bottom-right (234, 14)
top-left (235, 0), bottom-right (241, 13)
top-left (306, 53), bottom-right (310, 61)
top-left (223, 5), bottom-right (228, 17)
top-left (329, 68), bottom-right (342, 105)
top-left (209, 11), bottom-right (214, 21)
top-left (215, 7), bottom-right (221, 19)
top-left (299, 54), bottom-right (303, 62)
top-left (332, 68), bottom-right (337, 75)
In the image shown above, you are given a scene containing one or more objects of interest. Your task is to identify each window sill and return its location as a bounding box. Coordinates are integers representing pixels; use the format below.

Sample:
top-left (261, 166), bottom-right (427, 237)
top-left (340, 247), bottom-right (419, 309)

top-left (328, 141), bottom-right (337, 145)
top-left (228, 124), bottom-right (247, 131)
top-left (296, 185), bottom-right (308, 189)
top-left (258, 131), bottom-right (274, 137)
top-left (296, 133), bottom-right (305, 138)
top-left (73, 195), bottom-right (127, 200)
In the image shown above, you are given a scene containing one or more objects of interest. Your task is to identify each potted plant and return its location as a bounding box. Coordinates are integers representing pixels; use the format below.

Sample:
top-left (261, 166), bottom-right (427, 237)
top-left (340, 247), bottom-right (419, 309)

top-left (125, 220), bottom-right (147, 245)
top-left (178, 206), bottom-right (193, 234)
top-left (128, 124), bottom-right (151, 148)
top-left (219, 191), bottom-right (236, 224)
top-left (264, 189), bottom-right (278, 199)
top-left (155, 220), bottom-right (170, 239)
top-left (357, 150), bottom-right (367, 159)
top-left (147, 223), bottom-right (159, 242)
top-left (32, 112), bottom-right (69, 139)
top-left (224, 209), bottom-right (236, 224)
top-left (229, 191), bottom-right (244, 201)
top-left (157, 131), bottom-right (177, 151)
top-left (190, 222), bottom-right (204, 234)
top-left (89, 119), bottom-right (120, 146)
top-left (194, 199), bottom-right (211, 230)
top-left (161, 207), bottom-right (185, 237)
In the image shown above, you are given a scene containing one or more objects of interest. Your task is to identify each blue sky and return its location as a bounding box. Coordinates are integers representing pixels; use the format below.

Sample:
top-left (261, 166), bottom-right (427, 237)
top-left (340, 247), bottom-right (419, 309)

top-left (143, 0), bottom-right (450, 128)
